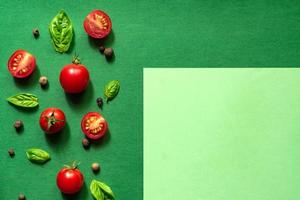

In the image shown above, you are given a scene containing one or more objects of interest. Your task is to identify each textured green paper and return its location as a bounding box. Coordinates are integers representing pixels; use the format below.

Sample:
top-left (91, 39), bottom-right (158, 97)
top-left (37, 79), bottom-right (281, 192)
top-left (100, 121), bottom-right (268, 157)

top-left (144, 68), bottom-right (300, 200)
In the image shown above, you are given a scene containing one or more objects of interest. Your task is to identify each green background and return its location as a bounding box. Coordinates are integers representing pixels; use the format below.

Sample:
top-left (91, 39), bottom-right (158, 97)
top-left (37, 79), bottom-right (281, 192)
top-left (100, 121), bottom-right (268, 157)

top-left (1, 0), bottom-right (300, 199)
top-left (144, 68), bottom-right (300, 200)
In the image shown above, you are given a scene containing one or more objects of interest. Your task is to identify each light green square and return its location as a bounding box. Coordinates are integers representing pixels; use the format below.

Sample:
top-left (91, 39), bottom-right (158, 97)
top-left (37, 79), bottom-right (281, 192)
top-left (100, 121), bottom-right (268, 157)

top-left (144, 68), bottom-right (300, 200)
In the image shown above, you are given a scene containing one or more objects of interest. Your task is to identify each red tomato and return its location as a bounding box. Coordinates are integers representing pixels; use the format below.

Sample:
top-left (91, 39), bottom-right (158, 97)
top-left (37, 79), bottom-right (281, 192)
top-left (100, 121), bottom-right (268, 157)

top-left (59, 57), bottom-right (90, 93)
top-left (39, 108), bottom-right (66, 134)
top-left (56, 165), bottom-right (84, 194)
top-left (83, 10), bottom-right (112, 39)
top-left (81, 112), bottom-right (108, 140)
top-left (7, 50), bottom-right (36, 78)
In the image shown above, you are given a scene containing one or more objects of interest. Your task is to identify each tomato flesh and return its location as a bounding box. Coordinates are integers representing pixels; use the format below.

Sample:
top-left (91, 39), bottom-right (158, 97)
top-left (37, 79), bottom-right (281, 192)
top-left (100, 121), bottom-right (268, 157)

top-left (83, 10), bottom-right (112, 39)
top-left (8, 50), bottom-right (36, 78)
top-left (57, 168), bottom-right (84, 194)
top-left (59, 64), bottom-right (90, 93)
top-left (81, 112), bottom-right (108, 140)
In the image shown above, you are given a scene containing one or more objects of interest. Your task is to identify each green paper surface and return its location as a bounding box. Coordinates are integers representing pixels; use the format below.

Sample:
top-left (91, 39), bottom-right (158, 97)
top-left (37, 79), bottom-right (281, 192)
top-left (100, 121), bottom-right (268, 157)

top-left (144, 68), bottom-right (300, 200)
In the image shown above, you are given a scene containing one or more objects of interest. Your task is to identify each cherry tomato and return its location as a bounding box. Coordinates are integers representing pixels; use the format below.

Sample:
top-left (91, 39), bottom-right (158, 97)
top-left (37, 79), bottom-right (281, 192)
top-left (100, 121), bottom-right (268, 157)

top-left (81, 112), bottom-right (108, 140)
top-left (7, 50), bottom-right (36, 78)
top-left (56, 164), bottom-right (84, 194)
top-left (59, 57), bottom-right (90, 94)
top-left (39, 108), bottom-right (66, 134)
top-left (83, 10), bottom-right (112, 39)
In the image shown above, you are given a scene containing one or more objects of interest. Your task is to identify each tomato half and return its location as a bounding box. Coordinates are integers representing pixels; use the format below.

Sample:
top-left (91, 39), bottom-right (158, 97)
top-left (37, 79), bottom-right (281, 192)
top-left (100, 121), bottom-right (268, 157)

top-left (39, 108), bottom-right (66, 134)
top-left (81, 112), bottom-right (108, 140)
top-left (57, 166), bottom-right (84, 194)
top-left (83, 10), bottom-right (112, 39)
top-left (7, 50), bottom-right (36, 78)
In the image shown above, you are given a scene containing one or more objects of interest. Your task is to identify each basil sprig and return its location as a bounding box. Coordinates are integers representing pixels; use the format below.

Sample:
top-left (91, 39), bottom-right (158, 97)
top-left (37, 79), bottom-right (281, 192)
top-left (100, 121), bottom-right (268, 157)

top-left (49, 10), bottom-right (73, 53)
top-left (90, 179), bottom-right (115, 200)
top-left (7, 93), bottom-right (39, 108)
top-left (104, 80), bottom-right (120, 103)
top-left (26, 148), bottom-right (51, 164)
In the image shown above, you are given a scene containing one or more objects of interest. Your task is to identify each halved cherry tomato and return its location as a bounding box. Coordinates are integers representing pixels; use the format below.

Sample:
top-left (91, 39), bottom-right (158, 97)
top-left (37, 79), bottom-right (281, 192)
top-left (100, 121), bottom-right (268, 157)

top-left (8, 50), bottom-right (36, 78)
top-left (83, 10), bottom-right (112, 39)
top-left (81, 112), bottom-right (108, 140)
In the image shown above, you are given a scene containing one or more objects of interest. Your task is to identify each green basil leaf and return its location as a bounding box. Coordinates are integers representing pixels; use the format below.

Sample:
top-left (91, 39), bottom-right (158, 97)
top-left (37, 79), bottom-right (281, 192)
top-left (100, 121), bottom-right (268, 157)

top-left (90, 180), bottom-right (105, 200)
top-left (96, 181), bottom-right (115, 199)
top-left (49, 10), bottom-right (73, 53)
top-left (104, 80), bottom-right (120, 103)
top-left (7, 93), bottom-right (39, 108)
top-left (26, 148), bottom-right (51, 164)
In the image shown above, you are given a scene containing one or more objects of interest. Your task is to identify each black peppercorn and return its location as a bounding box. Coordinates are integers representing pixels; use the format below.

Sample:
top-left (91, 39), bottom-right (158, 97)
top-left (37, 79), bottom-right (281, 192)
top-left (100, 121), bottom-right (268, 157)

top-left (96, 97), bottom-right (103, 107)
top-left (14, 120), bottom-right (23, 130)
top-left (82, 138), bottom-right (90, 149)
top-left (8, 148), bottom-right (15, 157)
top-left (18, 193), bottom-right (25, 200)
top-left (32, 28), bottom-right (39, 38)
top-left (104, 48), bottom-right (114, 59)
top-left (99, 46), bottom-right (105, 53)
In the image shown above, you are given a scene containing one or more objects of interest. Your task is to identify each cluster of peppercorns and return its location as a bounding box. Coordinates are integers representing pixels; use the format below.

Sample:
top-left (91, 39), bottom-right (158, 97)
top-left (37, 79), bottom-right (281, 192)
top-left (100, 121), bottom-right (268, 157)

top-left (99, 45), bottom-right (114, 60)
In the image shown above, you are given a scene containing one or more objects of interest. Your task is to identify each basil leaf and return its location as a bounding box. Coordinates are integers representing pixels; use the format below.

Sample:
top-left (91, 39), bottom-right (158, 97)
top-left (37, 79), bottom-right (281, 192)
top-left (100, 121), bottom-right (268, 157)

top-left (96, 181), bottom-right (115, 199)
top-left (26, 148), bottom-right (51, 164)
top-left (7, 93), bottom-right (39, 108)
top-left (104, 80), bottom-right (120, 103)
top-left (49, 10), bottom-right (73, 53)
top-left (90, 180), bottom-right (105, 200)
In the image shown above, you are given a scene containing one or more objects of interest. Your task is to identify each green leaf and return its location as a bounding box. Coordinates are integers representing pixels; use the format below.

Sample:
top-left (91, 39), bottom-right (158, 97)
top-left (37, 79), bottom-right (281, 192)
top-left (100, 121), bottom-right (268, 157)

top-left (7, 93), bottom-right (39, 108)
top-left (49, 10), bottom-right (73, 53)
top-left (96, 181), bottom-right (115, 199)
top-left (90, 180), bottom-right (115, 200)
top-left (90, 180), bottom-right (105, 200)
top-left (104, 80), bottom-right (120, 103)
top-left (26, 148), bottom-right (51, 164)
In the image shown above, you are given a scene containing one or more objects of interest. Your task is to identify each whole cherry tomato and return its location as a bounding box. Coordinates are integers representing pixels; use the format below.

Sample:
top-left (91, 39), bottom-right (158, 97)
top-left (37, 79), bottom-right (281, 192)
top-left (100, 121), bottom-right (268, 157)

top-left (83, 10), bottom-right (112, 39)
top-left (39, 108), bottom-right (66, 134)
top-left (59, 56), bottom-right (89, 93)
top-left (56, 163), bottom-right (84, 194)
top-left (81, 112), bottom-right (108, 140)
top-left (7, 50), bottom-right (36, 78)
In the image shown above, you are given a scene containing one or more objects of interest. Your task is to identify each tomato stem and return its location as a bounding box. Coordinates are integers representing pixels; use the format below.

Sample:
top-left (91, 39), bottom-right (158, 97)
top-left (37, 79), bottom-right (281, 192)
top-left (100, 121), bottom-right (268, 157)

top-left (64, 161), bottom-right (81, 169)
top-left (46, 111), bottom-right (65, 130)
top-left (72, 53), bottom-right (81, 64)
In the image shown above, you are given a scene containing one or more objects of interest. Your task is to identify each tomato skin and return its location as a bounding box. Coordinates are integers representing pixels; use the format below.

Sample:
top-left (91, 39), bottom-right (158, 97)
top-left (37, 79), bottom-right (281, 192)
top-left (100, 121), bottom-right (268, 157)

top-left (8, 50), bottom-right (36, 78)
top-left (39, 108), bottom-right (66, 134)
top-left (56, 167), bottom-right (84, 194)
top-left (83, 10), bottom-right (112, 39)
top-left (59, 64), bottom-right (90, 93)
top-left (81, 112), bottom-right (108, 140)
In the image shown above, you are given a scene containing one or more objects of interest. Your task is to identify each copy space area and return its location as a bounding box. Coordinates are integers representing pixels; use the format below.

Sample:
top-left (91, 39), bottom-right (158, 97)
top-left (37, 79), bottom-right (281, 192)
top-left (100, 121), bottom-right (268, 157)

top-left (144, 68), bottom-right (300, 200)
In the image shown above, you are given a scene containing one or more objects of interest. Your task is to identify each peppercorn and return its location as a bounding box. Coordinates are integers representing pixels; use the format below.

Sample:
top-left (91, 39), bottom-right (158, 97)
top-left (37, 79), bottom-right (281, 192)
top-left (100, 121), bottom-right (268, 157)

top-left (91, 162), bottom-right (100, 173)
top-left (18, 193), bottom-right (25, 200)
top-left (104, 48), bottom-right (114, 59)
top-left (32, 28), bottom-right (39, 38)
top-left (39, 76), bottom-right (48, 87)
top-left (8, 148), bottom-right (15, 157)
top-left (96, 97), bottom-right (103, 108)
top-left (82, 138), bottom-right (90, 149)
top-left (14, 120), bottom-right (23, 130)
top-left (99, 46), bottom-right (105, 53)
